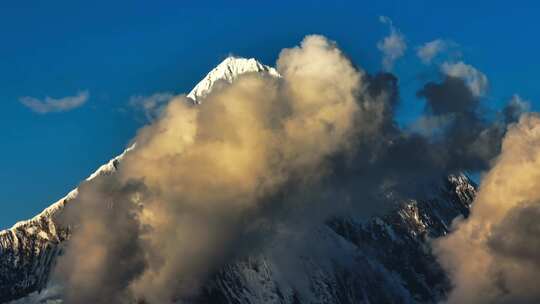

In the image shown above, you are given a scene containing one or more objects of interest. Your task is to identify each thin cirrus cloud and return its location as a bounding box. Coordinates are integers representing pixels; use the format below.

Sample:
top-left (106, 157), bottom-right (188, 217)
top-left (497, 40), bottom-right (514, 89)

top-left (416, 39), bottom-right (448, 64)
top-left (377, 16), bottom-right (407, 71)
top-left (19, 90), bottom-right (89, 114)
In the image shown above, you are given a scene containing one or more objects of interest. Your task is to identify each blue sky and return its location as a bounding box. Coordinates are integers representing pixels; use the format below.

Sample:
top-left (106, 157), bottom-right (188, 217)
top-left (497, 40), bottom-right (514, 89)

top-left (1, 0), bottom-right (539, 229)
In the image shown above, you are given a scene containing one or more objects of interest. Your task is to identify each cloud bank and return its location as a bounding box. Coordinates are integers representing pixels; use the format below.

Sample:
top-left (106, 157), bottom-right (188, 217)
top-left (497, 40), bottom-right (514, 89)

top-left (435, 114), bottom-right (540, 304)
top-left (50, 34), bottom-right (525, 303)
top-left (55, 35), bottom-right (380, 303)
top-left (19, 91), bottom-right (89, 114)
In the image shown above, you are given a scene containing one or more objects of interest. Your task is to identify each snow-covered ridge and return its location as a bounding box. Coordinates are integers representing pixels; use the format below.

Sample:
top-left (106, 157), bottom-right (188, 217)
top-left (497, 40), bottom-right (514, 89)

top-left (187, 56), bottom-right (280, 103)
top-left (1, 57), bottom-right (277, 236)
top-left (0, 146), bottom-right (132, 238)
top-left (0, 56), bottom-right (279, 303)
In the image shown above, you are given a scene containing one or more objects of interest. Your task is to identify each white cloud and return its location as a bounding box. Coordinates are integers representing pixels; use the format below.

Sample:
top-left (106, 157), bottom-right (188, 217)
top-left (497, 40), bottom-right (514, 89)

top-left (417, 39), bottom-right (448, 64)
top-left (377, 16), bottom-right (407, 71)
top-left (129, 92), bottom-right (175, 121)
top-left (434, 114), bottom-right (540, 303)
top-left (19, 91), bottom-right (89, 114)
top-left (441, 61), bottom-right (488, 97)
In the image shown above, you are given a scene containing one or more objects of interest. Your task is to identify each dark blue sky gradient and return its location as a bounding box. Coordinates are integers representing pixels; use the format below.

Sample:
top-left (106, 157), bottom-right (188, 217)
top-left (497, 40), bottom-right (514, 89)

top-left (1, 0), bottom-right (539, 228)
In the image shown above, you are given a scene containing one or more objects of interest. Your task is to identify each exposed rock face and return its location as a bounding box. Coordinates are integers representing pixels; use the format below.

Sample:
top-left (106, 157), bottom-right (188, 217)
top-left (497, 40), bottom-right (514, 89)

top-left (0, 216), bottom-right (63, 302)
top-left (198, 174), bottom-right (475, 304)
top-left (0, 155), bottom-right (123, 303)
top-left (1, 174), bottom-right (475, 304)
top-left (0, 58), bottom-right (477, 303)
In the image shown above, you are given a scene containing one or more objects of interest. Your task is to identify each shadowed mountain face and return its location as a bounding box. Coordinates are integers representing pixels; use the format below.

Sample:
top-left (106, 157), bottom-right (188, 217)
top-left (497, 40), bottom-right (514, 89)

top-left (198, 175), bottom-right (475, 304)
top-left (1, 173), bottom-right (475, 304)
top-left (0, 57), bottom-right (477, 303)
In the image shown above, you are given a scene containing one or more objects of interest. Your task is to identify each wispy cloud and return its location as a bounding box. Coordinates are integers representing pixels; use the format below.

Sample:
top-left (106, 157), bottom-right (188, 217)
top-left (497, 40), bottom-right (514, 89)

top-left (19, 91), bottom-right (89, 114)
top-left (128, 92), bottom-right (175, 122)
top-left (377, 16), bottom-right (407, 71)
top-left (417, 39), bottom-right (448, 64)
top-left (416, 39), bottom-right (460, 65)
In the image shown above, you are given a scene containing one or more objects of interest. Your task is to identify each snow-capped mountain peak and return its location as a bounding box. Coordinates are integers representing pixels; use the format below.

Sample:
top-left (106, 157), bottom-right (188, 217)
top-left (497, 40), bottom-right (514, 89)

top-left (187, 56), bottom-right (280, 103)
top-left (0, 57), bottom-right (282, 303)
top-left (0, 57), bottom-right (477, 304)
top-left (1, 56), bottom-right (277, 236)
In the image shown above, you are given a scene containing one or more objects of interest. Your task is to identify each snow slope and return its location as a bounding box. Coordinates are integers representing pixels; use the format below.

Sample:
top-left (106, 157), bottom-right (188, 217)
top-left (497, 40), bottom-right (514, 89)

top-left (0, 57), bottom-right (476, 304)
top-left (187, 57), bottom-right (280, 103)
top-left (0, 57), bottom-right (279, 303)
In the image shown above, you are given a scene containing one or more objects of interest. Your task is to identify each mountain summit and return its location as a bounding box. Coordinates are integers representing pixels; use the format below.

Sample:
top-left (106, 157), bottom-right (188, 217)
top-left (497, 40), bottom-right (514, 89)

top-left (0, 58), bottom-right (476, 304)
top-left (187, 56), bottom-right (280, 103)
top-left (0, 57), bottom-right (277, 303)
top-left (1, 57), bottom-right (275, 236)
